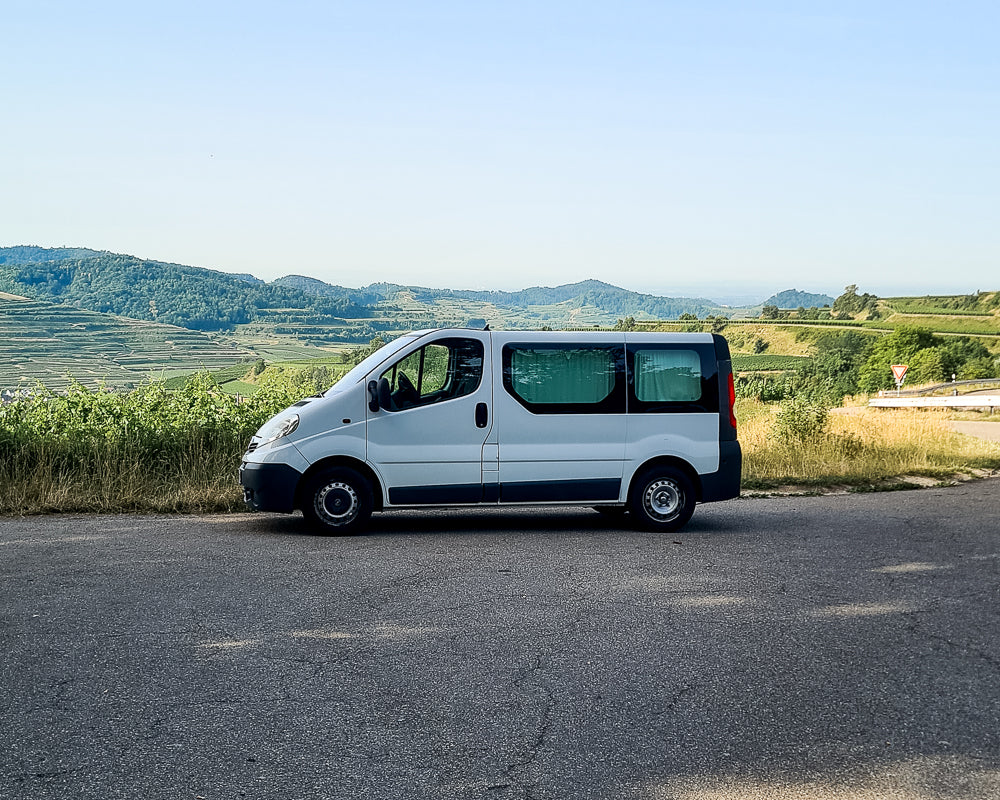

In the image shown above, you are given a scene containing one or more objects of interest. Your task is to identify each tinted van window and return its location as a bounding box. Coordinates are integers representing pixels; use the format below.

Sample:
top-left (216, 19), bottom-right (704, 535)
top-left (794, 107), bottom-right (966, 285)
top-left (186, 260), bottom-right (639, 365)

top-left (503, 344), bottom-right (625, 413)
top-left (627, 344), bottom-right (718, 413)
top-left (634, 348), bottom-right (702, 402)
top-left (380, 338), bottom-right (483, 411)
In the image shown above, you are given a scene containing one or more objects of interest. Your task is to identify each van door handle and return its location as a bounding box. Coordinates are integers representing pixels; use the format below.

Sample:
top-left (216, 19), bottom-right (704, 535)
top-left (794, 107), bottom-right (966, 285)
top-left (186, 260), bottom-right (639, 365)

top-left (475, 403), bottom-right (489, 428)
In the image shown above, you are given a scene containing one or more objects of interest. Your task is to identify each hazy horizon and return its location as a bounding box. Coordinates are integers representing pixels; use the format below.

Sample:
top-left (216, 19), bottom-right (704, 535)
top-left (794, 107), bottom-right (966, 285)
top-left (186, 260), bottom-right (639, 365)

top-left (5, 242), bottom-right (990, 307)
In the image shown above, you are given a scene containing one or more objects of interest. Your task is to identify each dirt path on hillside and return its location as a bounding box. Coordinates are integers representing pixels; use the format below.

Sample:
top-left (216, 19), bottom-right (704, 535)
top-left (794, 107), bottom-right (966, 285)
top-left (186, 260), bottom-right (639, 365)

top-left (831, 406), bottom-right (1000, 441)
top-left (947, 420), bottom-right (1000, 441)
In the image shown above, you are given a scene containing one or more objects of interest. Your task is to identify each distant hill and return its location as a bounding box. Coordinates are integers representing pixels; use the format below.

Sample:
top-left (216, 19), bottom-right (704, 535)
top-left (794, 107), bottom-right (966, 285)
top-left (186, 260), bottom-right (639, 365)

top-left (286, 276), bottom-right (727, 320)
top-left (273, 274), bottom-right (381, 305)
top-left (0, 248), bottom-right (368, 332)
top-left (0, 245), bottom-right (105, 265)
top-left (0, 247), bottom-right (736, 338)
top-left (432, 279), bottom-right (724, 319)
top-left (764, 289), bottom-right (835, 308)
top-left (232, 273), bottom-right (265, 285)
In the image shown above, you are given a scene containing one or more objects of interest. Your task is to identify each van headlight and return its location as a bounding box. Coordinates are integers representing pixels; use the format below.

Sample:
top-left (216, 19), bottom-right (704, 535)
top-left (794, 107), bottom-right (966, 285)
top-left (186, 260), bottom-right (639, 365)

top-left (259, 414), bottom-right (300, 447)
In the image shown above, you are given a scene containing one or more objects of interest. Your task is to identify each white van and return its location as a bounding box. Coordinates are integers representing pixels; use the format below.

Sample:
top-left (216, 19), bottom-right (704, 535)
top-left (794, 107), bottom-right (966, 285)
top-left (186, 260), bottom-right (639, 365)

top-left (240, 328), bottom-right (741, 534)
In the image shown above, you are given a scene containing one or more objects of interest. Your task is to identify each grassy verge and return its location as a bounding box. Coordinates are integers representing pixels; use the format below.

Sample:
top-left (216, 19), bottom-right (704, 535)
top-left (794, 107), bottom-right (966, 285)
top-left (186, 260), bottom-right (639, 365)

top-left (738, 399), bottom-right (1000, 492)
top-left (0, 438), bottom-right (246, 514)
top-left (2, 387), bottom-right (999, 516)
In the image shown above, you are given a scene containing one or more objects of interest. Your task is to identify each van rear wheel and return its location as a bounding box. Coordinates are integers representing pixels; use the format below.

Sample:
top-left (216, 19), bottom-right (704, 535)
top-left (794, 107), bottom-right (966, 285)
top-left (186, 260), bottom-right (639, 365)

top-left (629, 466), bottom-right (695, 532)
top-left (301, 467), bottom-right (373, 536)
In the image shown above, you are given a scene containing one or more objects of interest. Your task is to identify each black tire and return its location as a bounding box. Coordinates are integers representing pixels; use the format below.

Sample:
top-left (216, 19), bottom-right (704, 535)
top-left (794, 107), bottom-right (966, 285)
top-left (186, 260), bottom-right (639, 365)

top-left (629, 466), bottom-right (696, 532)
top-left (300, 467), bottom-right (373, 536)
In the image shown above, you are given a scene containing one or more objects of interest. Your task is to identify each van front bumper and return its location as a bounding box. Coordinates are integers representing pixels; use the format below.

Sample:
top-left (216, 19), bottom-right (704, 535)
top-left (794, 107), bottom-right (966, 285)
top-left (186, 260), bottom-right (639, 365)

top-left (240, 461), bottom-right (302, 513)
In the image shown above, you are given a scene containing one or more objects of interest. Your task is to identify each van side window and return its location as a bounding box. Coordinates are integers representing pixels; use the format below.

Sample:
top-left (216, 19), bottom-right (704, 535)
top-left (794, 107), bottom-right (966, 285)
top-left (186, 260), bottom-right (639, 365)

top-left (503, 344), bottom-right (625, 414)
top-left (634, 349), bottom-right (702, 402)
top-left (627, 344), bottom-right (718, 413)
top-left (380, 338), bottom-right (483, 411)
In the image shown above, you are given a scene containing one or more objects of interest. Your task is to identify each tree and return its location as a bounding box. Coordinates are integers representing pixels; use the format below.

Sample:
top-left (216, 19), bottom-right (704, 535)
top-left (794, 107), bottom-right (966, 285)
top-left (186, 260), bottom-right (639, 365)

top-left (857, 327), bottom-right (938, 393)
top-left (792, 330), bottom-right (873, 403)
top-left (347, 336), bottom-right (386, 366)
top-left (832, 285), bottom-right (879, 317)
top-left (938, 337), bottom-right (992, 377)
top-left (908, 348), bottom-right (945, 385)
top-left (959, 356), bottom-right (998, 379)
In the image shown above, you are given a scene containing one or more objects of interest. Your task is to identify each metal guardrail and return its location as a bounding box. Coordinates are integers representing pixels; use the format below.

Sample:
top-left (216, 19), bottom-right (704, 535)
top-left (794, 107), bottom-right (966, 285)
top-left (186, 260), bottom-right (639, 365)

top-left (891, 378), bottom-right (1000, 397)
top-left (869, 395), bottom-right (999, 410)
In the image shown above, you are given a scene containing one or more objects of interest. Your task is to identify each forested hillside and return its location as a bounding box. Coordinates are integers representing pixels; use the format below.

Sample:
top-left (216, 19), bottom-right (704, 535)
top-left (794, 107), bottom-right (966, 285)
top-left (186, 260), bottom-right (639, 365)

top-left (0, 250), bottom-right (367, 331)
top-left (0, 247), bottom-right (735, 336)
top-left (273, 274), bottom-right (382, 305)
top-left (370, 279), bottom-right (725, 318)
top-left (0, 246), bottom-right (104, 265)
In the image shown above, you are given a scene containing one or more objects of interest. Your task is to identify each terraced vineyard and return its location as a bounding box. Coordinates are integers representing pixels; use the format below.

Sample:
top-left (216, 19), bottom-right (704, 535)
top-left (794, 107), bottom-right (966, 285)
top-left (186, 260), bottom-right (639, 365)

top-left (731, 354), bottom-right (813, 373)
top-left (0, 297), bottom-right (258, 390)
top-left (878, 293), bottom-right (1000, 336)
top-left (874, 313), bottom-right (1000, 336)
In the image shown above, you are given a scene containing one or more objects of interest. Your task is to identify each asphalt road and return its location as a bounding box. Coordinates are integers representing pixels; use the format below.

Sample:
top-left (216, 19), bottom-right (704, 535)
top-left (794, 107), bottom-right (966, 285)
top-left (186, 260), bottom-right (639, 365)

top-left (2, 481), bottom-right (999, 800)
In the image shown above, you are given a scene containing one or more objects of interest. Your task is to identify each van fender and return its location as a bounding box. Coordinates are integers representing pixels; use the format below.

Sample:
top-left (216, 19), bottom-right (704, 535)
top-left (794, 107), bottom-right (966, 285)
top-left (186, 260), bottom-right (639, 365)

top-left (296, 457), bottom-right (386, 512)
top-left (623, 457), bottom-right (702, 504)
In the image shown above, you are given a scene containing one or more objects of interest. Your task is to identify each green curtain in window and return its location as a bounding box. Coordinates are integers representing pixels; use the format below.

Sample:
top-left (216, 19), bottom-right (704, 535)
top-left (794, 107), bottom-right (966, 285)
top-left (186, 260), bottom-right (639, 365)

top-left (634, 349), bottom-right (701, 402)
top-left (511, 348), bottom-right (614, 404)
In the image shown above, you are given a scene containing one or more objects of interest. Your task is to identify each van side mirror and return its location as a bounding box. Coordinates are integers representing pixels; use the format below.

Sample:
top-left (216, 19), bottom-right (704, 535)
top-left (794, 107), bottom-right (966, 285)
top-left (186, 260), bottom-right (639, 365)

top-left (367, 380), bottom-right (380, 412)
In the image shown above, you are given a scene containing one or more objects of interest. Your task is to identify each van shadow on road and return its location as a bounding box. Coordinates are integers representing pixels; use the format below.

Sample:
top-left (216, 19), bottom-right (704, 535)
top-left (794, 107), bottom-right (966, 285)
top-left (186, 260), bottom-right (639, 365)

top-left (237, 505), bottom-right (737, 539)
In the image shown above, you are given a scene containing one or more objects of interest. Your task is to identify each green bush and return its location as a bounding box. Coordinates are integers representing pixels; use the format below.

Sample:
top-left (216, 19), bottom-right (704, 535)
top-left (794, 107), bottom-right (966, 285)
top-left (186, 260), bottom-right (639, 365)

top-left (773, 397), bottom-right (830, 444)
top-left (0, 373), bottom-right (328, 514)
top-left (735, 374), bottom-right (795, 403)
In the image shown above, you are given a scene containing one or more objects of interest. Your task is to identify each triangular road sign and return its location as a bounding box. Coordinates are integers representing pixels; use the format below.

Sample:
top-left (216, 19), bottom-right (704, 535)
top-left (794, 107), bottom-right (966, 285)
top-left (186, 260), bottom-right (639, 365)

top-left (891, 364), bottom-right (908, 383)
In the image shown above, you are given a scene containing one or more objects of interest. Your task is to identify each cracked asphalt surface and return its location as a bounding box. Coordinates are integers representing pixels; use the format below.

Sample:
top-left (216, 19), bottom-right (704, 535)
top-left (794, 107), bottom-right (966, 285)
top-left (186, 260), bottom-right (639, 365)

top-left (2, 480), bottom-right (999, 799)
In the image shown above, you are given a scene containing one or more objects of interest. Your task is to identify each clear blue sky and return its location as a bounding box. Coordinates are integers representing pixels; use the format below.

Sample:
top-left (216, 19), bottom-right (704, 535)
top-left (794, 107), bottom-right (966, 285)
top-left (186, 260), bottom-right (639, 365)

top-left (2, 1), bottom-right (998, 300)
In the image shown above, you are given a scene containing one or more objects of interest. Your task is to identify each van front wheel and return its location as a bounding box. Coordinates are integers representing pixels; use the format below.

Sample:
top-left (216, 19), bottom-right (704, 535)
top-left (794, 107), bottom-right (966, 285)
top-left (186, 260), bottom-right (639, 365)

top-left (630, 466), bottom-right (695, 532)
top-left (301, 468), bottom-right (373, 536)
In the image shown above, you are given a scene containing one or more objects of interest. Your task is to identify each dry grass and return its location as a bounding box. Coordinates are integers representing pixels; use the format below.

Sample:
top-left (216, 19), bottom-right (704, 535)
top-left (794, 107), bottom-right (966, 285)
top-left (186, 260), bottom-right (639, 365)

top-left (723, 324), bottom-right (816, 356)
top-left (0, 441), bottom-right (244, 516)
top-left (738, 399), bottom-right (1000, 491)
top-left (3, 400), bottom-right (998, 516)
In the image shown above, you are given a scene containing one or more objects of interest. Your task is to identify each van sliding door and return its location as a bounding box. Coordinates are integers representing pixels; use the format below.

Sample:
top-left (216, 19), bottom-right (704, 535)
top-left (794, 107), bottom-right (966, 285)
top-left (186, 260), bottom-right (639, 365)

top-left (494, 337), bottom-right (626, 503)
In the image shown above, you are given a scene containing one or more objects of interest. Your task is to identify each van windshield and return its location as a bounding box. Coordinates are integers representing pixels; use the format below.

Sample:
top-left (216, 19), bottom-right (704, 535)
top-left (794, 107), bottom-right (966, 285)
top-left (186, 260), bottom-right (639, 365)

top-left (324, 335), bottom-right (420, 395)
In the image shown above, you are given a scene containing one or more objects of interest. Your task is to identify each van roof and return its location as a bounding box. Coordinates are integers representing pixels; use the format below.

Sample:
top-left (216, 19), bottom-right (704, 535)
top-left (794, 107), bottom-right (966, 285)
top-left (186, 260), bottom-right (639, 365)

top-left (414, 327), bottom-right (716, 343)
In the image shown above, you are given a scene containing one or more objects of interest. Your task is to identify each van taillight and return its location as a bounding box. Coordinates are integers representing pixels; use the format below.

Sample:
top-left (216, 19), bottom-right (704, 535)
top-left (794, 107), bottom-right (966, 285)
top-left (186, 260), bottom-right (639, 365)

top-left (727, 372), bottom-right (737, 431)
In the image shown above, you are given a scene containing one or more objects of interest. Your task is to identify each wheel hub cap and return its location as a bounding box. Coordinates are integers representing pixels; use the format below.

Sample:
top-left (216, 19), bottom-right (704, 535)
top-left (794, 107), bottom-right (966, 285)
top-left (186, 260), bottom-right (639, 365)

top-left (645, 479), bottom-right (681, 520)
top-left (316, 481), bottom-right (359, 525)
